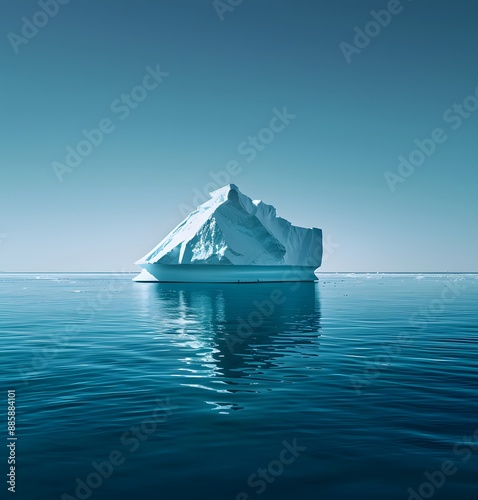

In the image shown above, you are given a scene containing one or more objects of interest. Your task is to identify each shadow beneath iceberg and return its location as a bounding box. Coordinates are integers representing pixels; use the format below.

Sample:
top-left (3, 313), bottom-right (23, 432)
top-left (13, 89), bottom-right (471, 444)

top-left (138, 281), bottom-right (321, 384)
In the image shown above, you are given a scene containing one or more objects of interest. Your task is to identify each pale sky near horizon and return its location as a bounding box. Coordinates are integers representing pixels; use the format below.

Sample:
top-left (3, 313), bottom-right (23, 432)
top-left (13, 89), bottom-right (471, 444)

top-left (1, 0), bottom-right (477, 272)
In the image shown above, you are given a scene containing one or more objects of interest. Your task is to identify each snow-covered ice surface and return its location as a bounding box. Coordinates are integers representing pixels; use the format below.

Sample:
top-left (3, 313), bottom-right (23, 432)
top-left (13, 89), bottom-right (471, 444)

top-left (135, 184), bottom-right (323, 269)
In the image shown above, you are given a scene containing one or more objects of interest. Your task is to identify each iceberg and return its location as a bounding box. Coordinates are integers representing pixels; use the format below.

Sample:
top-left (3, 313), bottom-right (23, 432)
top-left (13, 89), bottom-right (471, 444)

top-left (134, 184), bottom-right (322, 282)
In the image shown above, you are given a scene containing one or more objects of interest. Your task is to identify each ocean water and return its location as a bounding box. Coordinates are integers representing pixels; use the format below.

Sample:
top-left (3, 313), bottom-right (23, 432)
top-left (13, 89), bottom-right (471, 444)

top-left (1, 273), bottom-right (477, 500)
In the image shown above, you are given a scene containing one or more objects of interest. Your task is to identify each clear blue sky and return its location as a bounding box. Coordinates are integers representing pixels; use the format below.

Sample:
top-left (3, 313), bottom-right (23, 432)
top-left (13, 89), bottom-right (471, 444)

top-left (1, 0), bottom-right (477, 272)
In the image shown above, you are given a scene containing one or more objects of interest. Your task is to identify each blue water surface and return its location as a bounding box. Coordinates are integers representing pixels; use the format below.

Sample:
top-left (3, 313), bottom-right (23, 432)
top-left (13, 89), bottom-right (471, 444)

top-left (0, 273), bottom-right (477, 500)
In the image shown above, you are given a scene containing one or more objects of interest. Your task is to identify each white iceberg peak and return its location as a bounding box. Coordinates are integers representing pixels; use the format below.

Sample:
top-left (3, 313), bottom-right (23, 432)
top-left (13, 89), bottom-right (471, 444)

top-left (135, 185), bottom-right (323, 271)
top-left (209, 183), bottom-right (240, 197)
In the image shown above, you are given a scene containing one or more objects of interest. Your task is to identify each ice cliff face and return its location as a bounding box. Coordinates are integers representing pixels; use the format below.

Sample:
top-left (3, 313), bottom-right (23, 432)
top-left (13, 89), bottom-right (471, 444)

top-left (135, 185), bottom-right (323, 268)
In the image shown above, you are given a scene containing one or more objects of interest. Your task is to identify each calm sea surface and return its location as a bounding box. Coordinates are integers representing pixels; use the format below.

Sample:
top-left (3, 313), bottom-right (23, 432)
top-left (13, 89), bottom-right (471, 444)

top-left (1, 273), bottom-right (477, 500)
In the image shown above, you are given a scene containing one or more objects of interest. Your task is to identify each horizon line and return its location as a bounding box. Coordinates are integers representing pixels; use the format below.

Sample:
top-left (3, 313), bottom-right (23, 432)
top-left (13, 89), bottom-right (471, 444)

top-left (1, 271), bottom-right (477, 275)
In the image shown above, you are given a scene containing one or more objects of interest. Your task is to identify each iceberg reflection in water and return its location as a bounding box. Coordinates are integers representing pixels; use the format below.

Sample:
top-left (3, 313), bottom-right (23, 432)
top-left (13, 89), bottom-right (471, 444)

top-left (137, 282), bottom-right (321, 410)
